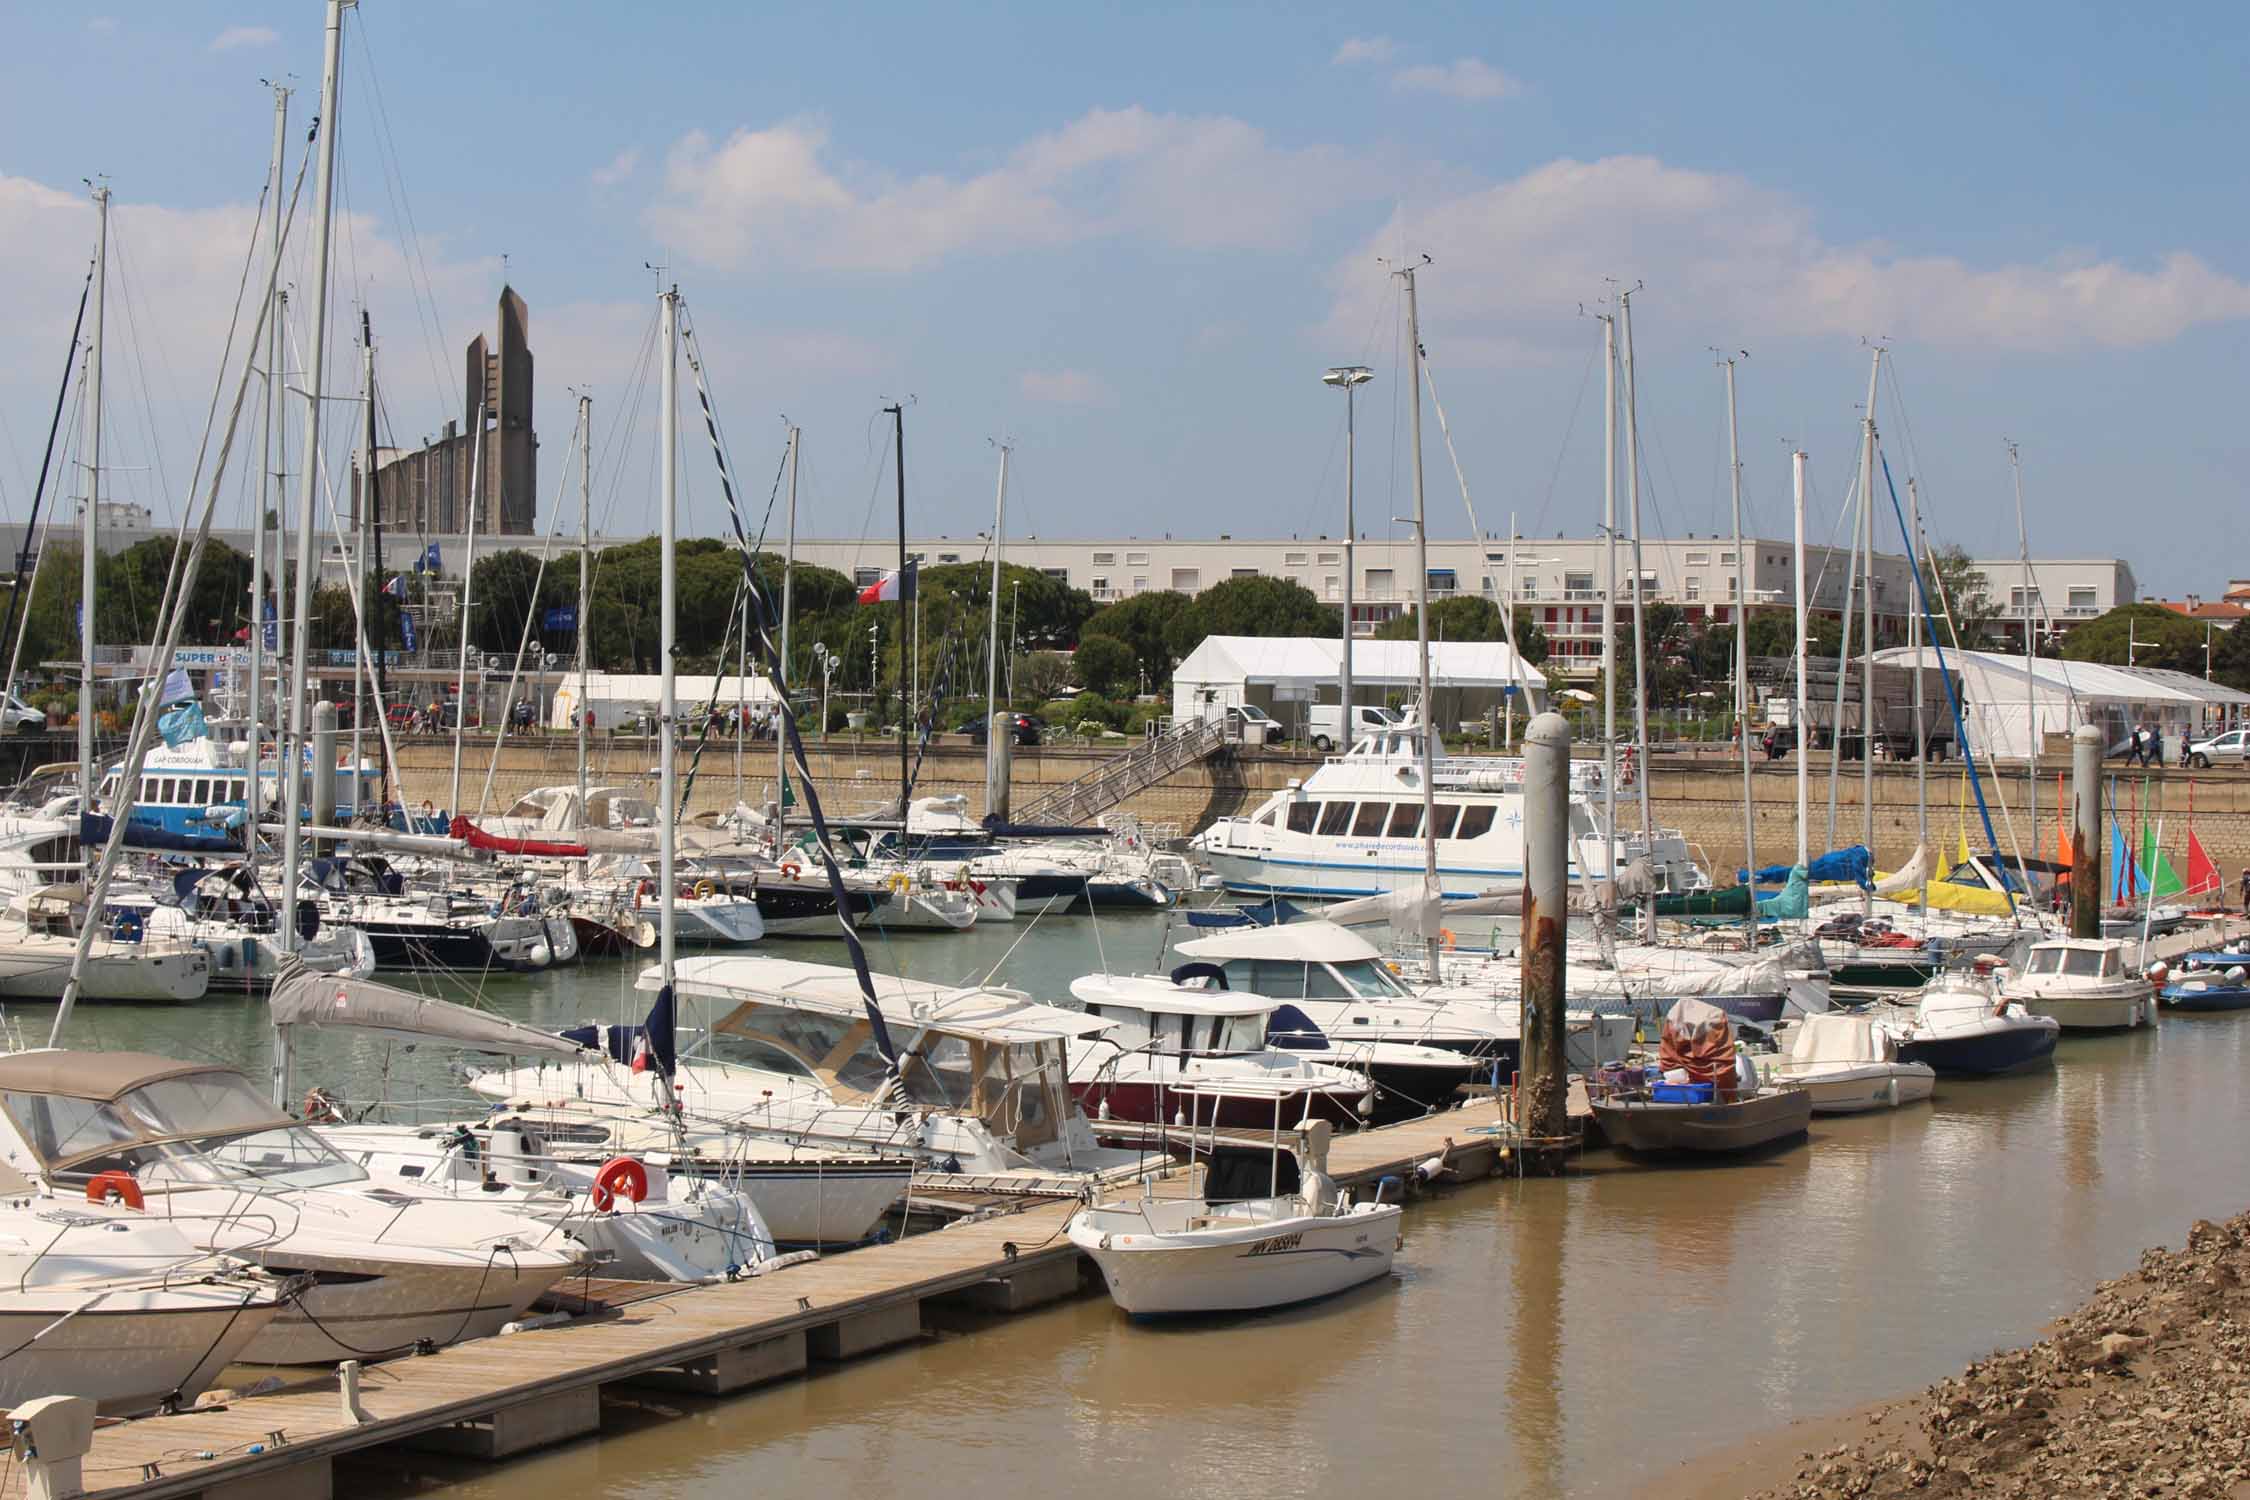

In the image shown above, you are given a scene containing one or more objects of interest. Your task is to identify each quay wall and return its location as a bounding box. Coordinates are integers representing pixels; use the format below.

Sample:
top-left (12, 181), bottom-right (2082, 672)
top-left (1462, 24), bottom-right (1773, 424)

top-left (368, 734), bottom-right (2250, 885)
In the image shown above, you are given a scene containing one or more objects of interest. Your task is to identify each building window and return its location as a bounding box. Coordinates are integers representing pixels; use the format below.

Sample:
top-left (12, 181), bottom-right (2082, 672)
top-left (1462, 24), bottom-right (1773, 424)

top-left (1091, 577), bottom-right (1110, 594)
top-left (1317, 551), bottom-right (1339, 564)
top-left (1171, 567), bottom-right (1200, 590)
top-left (1092, 552), bottom-right (1115, 566)
top-left (853, 568), bottom-right (882, 587)
top-left (1285, 552), bottom-right (1308, 566)
top-left (1427, 569), bottom-right (1457, 594)
top-left (2069, 587), bottom-right (2097, 609)
top-left (1686, 551), bottom-right (1710, 566)
top-left (1366, 568), bottom-right (1394, 595)
top-left (1127, 551), bottom-right (1149, 565)
top-left (1324, 576), bottom-right (1340, 600)
top-left (1563, 571), bottom-right (1594, 599)
top-left (2009, 587), bottom-right (2042, 609)
top-left (1519, 578), bottom-right (1538, 600)
top-left (1684, 578), bottom-right (1701, 601)
top-left (1041, 568), bottom-right (1068, 581)
top-left (1231, 567), bottom-right (1259, 579)
top-left (1720, 551), bottom-right (1737, 565)
top-left (1481, 576), bottom-right (1496, 596)
top-left (1728, 576), bottom-right (1739, 599)
top-left (938, 553), bottom-right (960, 564)
top-left (1132, 575), bottom-right (1148, 593)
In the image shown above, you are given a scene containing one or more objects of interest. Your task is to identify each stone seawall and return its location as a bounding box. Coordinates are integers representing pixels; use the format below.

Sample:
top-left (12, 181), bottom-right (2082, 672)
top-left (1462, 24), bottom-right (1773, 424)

top-left (377, 733), bottom-right (2250, 884)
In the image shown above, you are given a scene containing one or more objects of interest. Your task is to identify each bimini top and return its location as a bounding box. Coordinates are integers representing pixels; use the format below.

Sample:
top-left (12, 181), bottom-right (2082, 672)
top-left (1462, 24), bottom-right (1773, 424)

top-left (1175, 920), bottom-right (1385, 966)
top-left (0, 1049), bottom-right (232, 1103)
top-left (1069, 973), bottom-right (1274, 1018)
top-left (645, 955), bottom-right (1116, 1044)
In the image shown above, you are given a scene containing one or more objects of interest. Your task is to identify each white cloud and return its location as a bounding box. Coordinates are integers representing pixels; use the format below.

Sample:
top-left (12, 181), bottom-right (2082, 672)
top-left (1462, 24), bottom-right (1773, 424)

top-left (1391, 57), bottom-right (1519, 101)
top-left (1324, 155), bottom-right (2250, 358)
top-left (589, 149), bottom-right (639, 189)
top-left (648, 108), bottom-right (1387, 273)
top-left (208, 24), bottom-right (278, 52)
top-left (1018, 369), bottom-right (1111, 406)
top-left (1332, 36), bottom-right (1396, 65)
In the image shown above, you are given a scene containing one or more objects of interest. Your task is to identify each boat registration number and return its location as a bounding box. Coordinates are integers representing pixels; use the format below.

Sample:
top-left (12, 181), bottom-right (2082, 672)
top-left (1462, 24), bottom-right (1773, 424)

top-left (1243, 1232), bottom-right (1303, 1256)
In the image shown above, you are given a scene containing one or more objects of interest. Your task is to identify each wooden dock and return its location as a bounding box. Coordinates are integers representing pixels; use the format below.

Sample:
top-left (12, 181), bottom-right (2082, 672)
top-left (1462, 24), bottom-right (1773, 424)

top-left (24, 1099), bottom-right (1522, 1500)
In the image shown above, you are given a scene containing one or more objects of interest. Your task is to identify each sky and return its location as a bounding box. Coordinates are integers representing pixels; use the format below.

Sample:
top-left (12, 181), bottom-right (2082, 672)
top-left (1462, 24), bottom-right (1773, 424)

top-left (0, 2), bottom-right (2243, 594)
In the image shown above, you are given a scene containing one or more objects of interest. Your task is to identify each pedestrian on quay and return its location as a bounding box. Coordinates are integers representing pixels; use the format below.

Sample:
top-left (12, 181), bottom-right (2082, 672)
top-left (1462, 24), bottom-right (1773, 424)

top-left (2151, 725), bottom-right (2167, 768)
top-left (2239, 864), bottom-right (2249, 911)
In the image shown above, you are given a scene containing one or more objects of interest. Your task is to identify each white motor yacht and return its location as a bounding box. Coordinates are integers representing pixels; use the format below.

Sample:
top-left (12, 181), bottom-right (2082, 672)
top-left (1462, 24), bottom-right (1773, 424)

top-left (1876, 975), bottom-right (2061, 1075)
top-left (0, 885), bottom-right (211, 1002)
top-left (473, 955), bottom-right (1148, 1192)
top-left (1766, 1012), bottom-right (1935, 1114)
top-left (1069, 1118), bottom-right (1401, 1316)
top-left (0, 1160), bottom-right (295, 1413)
top-left (2001, 937), bottom-right (2157, 1030)
top-left (0, 1051), bottom-right (589, 1364)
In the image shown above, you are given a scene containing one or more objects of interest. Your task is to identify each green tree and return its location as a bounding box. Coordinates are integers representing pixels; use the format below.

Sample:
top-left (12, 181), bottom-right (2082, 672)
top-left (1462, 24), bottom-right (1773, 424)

top-left (2061, 604), bottom-right (2202, 673)
top-left (1163, 576), bottom-right (1338, 666)
top-left (1082, 590), bottom-right (1195, 686)
top-left (1926, 543), bottom-right (2004, 650)
top-left (1071, 634), bottom-right (1136, 697)
top-left (1373, 596), bottom-right (1549, 664)
top-left (1743, 609), bottom-right (1842, 662)
top-left (92, 537), bottom-right (253, 648)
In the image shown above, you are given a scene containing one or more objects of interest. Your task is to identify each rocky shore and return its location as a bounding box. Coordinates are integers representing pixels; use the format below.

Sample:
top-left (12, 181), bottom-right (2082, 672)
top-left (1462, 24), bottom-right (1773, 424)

top-left (1737, 1211), bottom-right (2250, 1498)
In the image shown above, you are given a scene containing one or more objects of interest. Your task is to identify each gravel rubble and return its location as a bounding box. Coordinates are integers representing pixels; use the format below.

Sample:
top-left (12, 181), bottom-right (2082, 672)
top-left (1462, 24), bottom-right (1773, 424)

top-left (1753, 1211), bottom-right (2250, 1498)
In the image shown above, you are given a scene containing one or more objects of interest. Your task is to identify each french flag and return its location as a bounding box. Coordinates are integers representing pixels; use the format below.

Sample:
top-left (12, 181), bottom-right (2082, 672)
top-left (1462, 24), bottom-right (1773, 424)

top-left (857, 561), bottom-right (917, 606)
top-left (382, 574), bottom-right (405, 600)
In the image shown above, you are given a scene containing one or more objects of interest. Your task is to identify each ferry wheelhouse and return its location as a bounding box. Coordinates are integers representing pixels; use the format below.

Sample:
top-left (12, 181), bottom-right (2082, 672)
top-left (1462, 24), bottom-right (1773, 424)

top-left (1190, 726), bottom-right (1704, 900)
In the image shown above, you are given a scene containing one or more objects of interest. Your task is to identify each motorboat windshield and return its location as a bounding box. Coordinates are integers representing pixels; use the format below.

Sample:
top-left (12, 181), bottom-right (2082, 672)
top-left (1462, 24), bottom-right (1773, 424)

top-left (0, 1055), bottom-right (365, 1192)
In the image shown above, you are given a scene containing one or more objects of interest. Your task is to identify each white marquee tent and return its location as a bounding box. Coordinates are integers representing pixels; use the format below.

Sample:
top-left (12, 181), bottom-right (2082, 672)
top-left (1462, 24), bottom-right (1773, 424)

top-left (550, 672), bottom-right (780, 731)
top-left (1872, 647), bottom-right (2250, 761)
top-left (1169, 635), bottom-right (1545, 730)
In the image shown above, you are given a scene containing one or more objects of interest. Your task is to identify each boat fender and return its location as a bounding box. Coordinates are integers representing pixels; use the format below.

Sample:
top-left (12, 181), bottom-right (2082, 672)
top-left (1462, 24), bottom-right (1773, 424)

top-left (87, 1171), bottom-right (143, 1210)
top-left (590, 1156), bottom-right (650, 1213)
top-left (2147, 962), bottom-right (2170, 986)
top-left (1884, 1076), bottom-right (1899, 1109)
top-left (2227, 966), bottom-right (2246, 985)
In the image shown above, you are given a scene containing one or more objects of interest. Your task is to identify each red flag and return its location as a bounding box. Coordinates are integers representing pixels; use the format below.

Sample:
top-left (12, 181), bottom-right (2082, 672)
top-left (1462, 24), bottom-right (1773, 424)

top-left (856, 562), bottom-right (918, 605)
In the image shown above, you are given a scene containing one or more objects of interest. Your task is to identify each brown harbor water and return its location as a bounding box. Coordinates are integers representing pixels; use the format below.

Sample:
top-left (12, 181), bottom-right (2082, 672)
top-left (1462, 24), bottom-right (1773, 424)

top-left (48, 913), bottom-right (2250, 1498)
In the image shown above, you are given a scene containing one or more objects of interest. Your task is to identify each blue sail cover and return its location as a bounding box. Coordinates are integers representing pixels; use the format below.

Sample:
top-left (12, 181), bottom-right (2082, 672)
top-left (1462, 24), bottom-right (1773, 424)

top-left (1743, 846), bottom-right (1872, 889)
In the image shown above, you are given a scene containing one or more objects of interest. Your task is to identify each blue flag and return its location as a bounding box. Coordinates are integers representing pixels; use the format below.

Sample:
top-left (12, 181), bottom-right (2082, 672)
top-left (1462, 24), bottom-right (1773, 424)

top-left (261, 598), bottom-right (278, 651)
top-left (399, 609), bottom-right (418, 654)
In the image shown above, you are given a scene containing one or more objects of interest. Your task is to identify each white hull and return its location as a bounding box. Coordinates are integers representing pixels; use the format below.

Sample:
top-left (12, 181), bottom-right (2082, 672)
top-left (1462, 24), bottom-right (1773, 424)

top-left (242, 1251), bottom-right (571, 1364)
top-left (2016, 990), bottom-right (2156, 1030)
top-left (0, 939), bottom-right (209, 1001)
top-left (0, 1284), bottom-right (283, 1412)
top-left (1070, 1198), bottom-right (1401, 1315)
top-left (1765, 1059), bottom-right (1936, 1114)
top-left (734, 1161), bottom-right (910, 1246)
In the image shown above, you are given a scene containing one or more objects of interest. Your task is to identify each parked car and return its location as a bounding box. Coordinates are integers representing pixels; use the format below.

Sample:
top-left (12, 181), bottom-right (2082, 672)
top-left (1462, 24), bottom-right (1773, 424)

top-left (0, 693), bottom-right (47, 735)
top-left (2186, 729), bottom-right (2249, 769)
top-left (966, 713), bottom-right (1042, 747)
top-left (1304, 703), bottom-right (1402, 752)
top-left (384, 702), bottom-right (419, 731)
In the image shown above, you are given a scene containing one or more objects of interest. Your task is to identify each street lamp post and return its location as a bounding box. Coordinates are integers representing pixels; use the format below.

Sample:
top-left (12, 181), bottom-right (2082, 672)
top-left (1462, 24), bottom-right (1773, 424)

top-left (1323, 366), bottom-right (1374, 749)
top-left (812, 643), bottom-right (834, 739)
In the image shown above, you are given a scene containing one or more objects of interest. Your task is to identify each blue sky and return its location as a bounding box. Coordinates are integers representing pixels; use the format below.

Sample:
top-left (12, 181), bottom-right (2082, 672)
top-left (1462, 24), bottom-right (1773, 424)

top-left (1, 2), bottom-right (2242, 592)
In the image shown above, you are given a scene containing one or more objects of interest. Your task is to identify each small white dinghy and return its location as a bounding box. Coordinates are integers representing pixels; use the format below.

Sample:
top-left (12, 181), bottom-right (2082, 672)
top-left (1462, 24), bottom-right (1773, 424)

top-left (1767, 1012), bottom-right (1935, 1115)
top-left (1068, 1114), bottom-right (1401, 1316)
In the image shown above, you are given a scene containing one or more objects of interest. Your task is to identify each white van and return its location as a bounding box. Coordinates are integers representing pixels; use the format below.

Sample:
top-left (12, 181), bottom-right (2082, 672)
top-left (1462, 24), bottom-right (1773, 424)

top-left (1304, 703), bottom-right (1403, 752)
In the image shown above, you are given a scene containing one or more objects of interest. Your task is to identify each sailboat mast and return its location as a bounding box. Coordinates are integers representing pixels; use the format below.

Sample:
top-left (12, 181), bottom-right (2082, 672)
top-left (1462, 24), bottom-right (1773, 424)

top-left (1601, 313), bottom-right (1618, 875)
top-left (985, 441), bottom-right (1010, 805)
top-left (1859, 349), bottom-right (1882, 916)
top-left (280, 0), bottom-right (345, 953)
top-left (887, 404), bottom-right (908, 820)
top-left (1793, 450), bottom-right (1810, 871)
top-left (1724, 355), bottom-right (1754, 941)
top-left (2010, 443), bottom-right (2036, 897)
top-left (1909, 476), bottom-right (1928, 901)
top-left (249, 83), bottom-right (288, 850)
top-left (354, 328), bottom-right (374, 795)
top-left (658, 286), bottom-right (680, 984)
top-left (80, 184), bottom-right (107, 828)
top-left (1620, 291), bottom-right (1654, 862)
top-left (575, 392), bottom-right (592, 811)
top-left (1399, 263), bottom-right (1441, 973)
top-left (776, 424), bottom-right (798, 834)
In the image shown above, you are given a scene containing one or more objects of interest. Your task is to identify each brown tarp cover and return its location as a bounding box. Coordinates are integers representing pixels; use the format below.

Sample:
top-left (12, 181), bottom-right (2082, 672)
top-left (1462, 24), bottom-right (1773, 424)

top-left (0, 1050), bottom-right (226, 1102)
top-left (1657, 997), bottom-right (1736, 1085)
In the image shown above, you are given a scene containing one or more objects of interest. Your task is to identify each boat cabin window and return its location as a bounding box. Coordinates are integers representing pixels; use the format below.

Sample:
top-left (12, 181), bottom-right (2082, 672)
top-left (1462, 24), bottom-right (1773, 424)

top-left (1351, 803), bottom-right (1388, 838)
top-left (1386, 804), bottom-right (1423, 839)
top-left (1327, 960), bottom-right (1413, 998)
top-left (6, 1073), bottom-right (361, 1191)
top-left (3, 1091), bottom-right (137, 1163)
top-left (696, 1033), bottom-right (822, 1082)
top-left (1089, 1006), bottom-right (1153, 1048)
top-left (1316, 802), bottom-right (1353, 836)
top-left (1286, 801), bottom-right (1319, 835)
top-left (1217, 958), bottom-right (1307, 998)
top-left (1428, 803), bottom-right (1462, 839)
top-left (1455, 804), bottom-right (1497, 840)
top-left (1253, 806), bottom-right (1278, 828)
top-left (1201, 1014), bottom-right (1267, 1053)
top-left (2028, 946), bottom-right (2114, 978)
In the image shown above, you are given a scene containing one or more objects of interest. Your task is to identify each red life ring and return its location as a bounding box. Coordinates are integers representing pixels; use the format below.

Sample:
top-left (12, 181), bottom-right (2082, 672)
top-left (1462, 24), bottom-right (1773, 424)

top-left (589, 1156), bottom-right (649, 1213)
top-left (87, 1171), bottom-right (144, 1210)
top-left (779, 861), bottom-right (802, 879)
top-left (635, 878), bottom-right (655, 907)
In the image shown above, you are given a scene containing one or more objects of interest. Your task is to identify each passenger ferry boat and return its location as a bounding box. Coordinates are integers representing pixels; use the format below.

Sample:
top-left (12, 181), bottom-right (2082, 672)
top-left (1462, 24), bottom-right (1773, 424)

top-left (83, 735), bottom-right (382, 853)
top-left (1189, 726), bottom-right (1705, 901)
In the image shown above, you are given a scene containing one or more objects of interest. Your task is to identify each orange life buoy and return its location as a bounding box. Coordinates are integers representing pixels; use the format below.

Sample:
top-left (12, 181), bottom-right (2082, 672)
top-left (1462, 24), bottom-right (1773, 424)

top-left (590, 1155), bottom-right (650, 1213)
top-left (779, 861), bottom-right (802, 879)
top-left (1439, 928), bottom-right (1458, 950)
top-left (87, 1171), bottom-right (144, 1210)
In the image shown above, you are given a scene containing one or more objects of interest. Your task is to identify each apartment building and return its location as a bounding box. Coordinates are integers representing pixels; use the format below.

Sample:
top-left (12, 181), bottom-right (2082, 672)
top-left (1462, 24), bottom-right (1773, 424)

top-left (1966, 557), bottom-right (2137, 649)
top-left (781, 533), bottom-right (1921, 678)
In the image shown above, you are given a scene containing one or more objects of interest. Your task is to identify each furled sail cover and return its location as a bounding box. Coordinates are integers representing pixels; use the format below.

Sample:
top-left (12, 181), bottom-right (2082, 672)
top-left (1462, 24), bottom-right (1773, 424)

top-left (271, 972), bottom-right (592, 1059)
